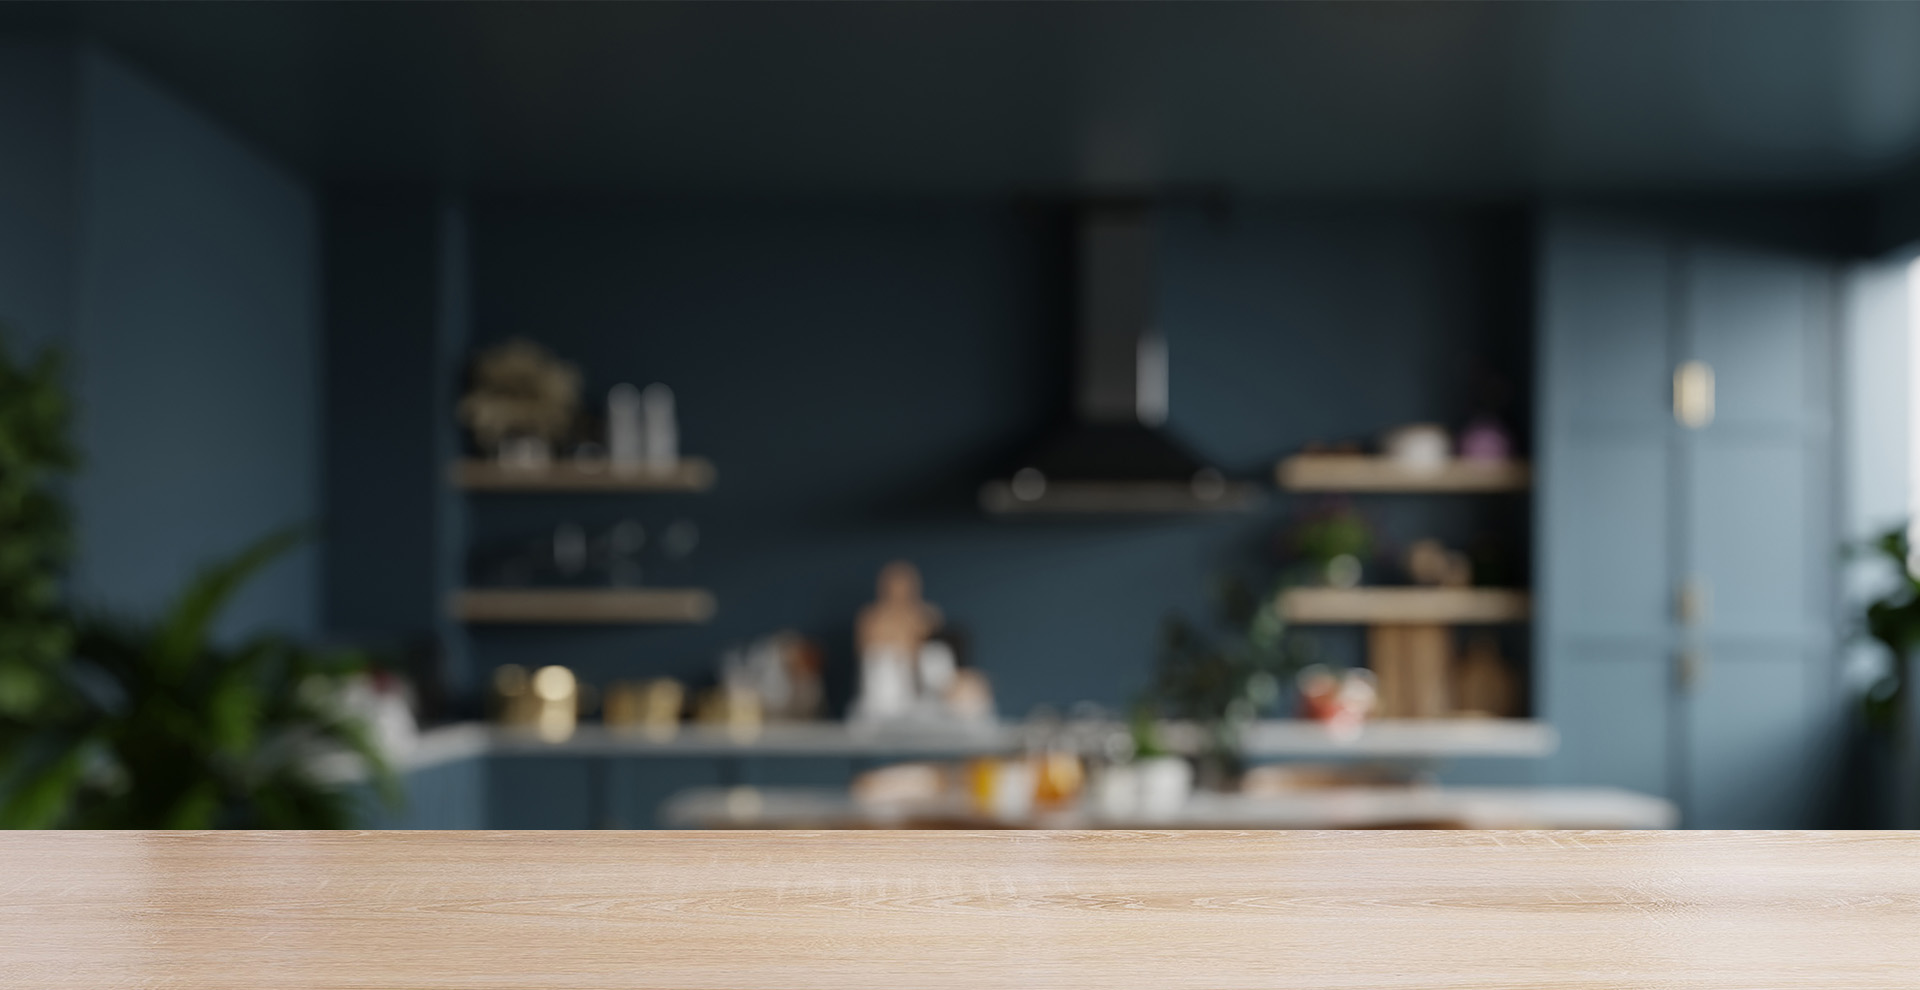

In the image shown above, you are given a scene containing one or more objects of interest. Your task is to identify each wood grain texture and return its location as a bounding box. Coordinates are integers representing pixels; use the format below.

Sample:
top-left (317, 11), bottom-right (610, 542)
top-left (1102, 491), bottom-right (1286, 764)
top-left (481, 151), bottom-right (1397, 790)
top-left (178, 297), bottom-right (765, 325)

top-left (452, 588), bottom-right (716, 624)
top-left (453, 457), bottom-right (716, 492)
top-left (1278, 586), bottom-right (1532, 624)
top-left (1276, 454), bottom-right (1532, 492)
top-left (4, 831), bottom-right (1917, 990)
top-left (978, 479), bottom-right (1263, 514)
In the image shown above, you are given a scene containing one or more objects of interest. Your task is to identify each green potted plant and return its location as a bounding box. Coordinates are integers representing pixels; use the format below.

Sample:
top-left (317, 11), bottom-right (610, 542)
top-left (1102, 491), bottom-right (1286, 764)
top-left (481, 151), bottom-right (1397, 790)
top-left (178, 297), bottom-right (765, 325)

top-left (1857, 526), bottom-right (1920, 734)
top-left (1286, 501), bottom-right (1373, 587)
top-left (0, 332), bottom-right (393, 828)
top-left (0, 332), bottom-right (78, 815)
top-left (1145, 575), bottom-right (1300, 790)
top-left (1836, 524), bottom-right (1920, 826)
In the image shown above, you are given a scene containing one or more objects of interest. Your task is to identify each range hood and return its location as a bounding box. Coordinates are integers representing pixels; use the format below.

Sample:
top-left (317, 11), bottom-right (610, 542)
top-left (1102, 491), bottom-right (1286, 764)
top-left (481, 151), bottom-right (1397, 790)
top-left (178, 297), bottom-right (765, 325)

top-left (981, 203), bottom-right (1262, 515)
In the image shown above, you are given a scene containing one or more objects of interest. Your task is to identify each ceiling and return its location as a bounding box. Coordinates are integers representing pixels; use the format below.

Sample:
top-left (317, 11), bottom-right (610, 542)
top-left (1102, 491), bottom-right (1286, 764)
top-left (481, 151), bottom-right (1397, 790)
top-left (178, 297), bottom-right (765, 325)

top-left (10, 1), bottom-right (1920, 196)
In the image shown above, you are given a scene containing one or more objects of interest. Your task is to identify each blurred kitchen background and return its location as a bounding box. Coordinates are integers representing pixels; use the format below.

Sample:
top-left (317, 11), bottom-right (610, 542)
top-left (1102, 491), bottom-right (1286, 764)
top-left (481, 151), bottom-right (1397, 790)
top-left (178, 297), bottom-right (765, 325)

top-left (6, 1), bottom-right (1920, 829)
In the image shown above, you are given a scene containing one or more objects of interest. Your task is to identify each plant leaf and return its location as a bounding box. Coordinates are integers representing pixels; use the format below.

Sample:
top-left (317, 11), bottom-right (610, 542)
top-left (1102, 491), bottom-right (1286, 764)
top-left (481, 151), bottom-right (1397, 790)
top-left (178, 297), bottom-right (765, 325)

top-left (152, 526), bottom-right (307, 681)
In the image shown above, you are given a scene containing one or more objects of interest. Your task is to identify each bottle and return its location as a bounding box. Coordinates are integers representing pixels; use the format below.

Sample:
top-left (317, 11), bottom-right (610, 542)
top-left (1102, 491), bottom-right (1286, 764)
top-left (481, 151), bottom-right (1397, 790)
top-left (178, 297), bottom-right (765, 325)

top-left (641, 383), bottom-right (677, 471)
top-left (607, 383), bottom-right (644, 474)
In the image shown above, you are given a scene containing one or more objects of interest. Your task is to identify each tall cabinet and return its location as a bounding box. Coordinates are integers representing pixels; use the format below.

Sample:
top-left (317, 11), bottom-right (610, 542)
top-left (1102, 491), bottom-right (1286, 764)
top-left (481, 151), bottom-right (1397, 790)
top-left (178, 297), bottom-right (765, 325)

top-left (1537, 215), bottom-right (1843, 827)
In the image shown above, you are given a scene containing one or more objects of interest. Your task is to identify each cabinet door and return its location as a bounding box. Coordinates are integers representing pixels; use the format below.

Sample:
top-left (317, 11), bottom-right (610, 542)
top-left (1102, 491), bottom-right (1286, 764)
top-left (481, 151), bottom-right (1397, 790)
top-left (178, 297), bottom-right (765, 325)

top-left (488, 756), bottom-right (593, 829)
top-left (1537, 219), bottom-right (1677, 796)
top-left (1678, 245), bottom-right (1836, 827)
top-left (1539, 221), bottom-right (1841, 827)
top-left (1551, 643), bottom-right (1674, 797)
top-left (1684, 646), bottom-right (1820, 826)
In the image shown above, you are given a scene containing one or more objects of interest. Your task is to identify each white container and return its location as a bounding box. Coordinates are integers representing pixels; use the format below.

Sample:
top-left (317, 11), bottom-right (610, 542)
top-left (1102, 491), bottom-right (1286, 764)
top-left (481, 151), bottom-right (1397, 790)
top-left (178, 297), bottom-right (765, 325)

top-left (1382, 423), bottom-right (1449, 471)
top-left (1134, 756), bottom-right (1194, 820)
top-left (986, 759), bottom-right (1036, 821)
top-left (641, 383), bottom-right (678, 470)
top-left (850, 646), bottom-right (915, 721)
top-left (607, 383), bottom-right (644, 472)
top-left (1088, 764), bottom-right (1141, 820)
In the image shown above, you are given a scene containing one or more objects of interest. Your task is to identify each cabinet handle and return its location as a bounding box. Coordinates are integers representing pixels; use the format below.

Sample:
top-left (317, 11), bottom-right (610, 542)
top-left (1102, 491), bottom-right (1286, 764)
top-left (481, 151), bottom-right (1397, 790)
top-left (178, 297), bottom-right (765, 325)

top-left (1677, 647), bottom-right (1706, 691)
top-left (1674, 360), bottom-right (1715, 428)
top-left (1677, 577), bottom-right (1710, 627)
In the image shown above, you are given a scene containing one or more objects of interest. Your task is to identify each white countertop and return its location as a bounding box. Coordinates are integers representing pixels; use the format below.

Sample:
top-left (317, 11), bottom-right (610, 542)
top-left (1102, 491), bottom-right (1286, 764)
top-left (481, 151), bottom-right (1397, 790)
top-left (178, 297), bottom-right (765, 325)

top-left (379, 717), bottom-right (1557, 772)
top-left (661, 784), bottom-right (1680, 829)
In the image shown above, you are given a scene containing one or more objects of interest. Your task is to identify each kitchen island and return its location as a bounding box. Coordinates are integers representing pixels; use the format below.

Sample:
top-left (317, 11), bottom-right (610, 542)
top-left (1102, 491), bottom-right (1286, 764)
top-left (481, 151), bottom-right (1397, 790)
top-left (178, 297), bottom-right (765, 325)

top-left (661, 783), bottom-right (1678, 829)
top-left (5, 830), bottom-right (1914, 989)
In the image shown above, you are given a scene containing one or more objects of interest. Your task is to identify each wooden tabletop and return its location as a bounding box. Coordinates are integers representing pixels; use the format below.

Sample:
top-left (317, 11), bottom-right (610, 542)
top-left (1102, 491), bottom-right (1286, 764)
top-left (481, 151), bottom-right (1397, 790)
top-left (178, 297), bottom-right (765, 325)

top-left (4, 830), bottom-right (1917, 989)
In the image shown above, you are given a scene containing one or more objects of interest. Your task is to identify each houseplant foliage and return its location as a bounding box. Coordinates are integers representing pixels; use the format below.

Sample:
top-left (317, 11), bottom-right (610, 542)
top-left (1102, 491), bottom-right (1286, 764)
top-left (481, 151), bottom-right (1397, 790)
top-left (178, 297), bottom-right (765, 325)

top-left (1148, 576), bottom-right (1299, 780)
top-left (1284, 500), bottom-right (1373, 587)
top-left (4, 528), bottom-right (399, 829)
top-left (0, 332), bottom-right (392, 828)
top-left (1859, 525), bottom-right (1920, 733)
top-left (0, 334), bottom-right (77, 795)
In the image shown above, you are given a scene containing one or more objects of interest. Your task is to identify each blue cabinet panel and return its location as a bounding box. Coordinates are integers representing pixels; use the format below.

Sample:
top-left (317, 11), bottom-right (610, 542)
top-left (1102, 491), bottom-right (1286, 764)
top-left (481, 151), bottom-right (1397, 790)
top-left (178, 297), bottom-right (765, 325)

top-left (739, 758), bottom-right (856, 788)
top-left (488, 756), bottom-right (593, 829)
top-left (355, 757), bottom-right (486, 829)
top-left (1688, 441), bottom-right (1819, 640)
top-left (1686, 647), bottom-right (1819, 827)
top-left (1538, 215), bottom-right (1678, 804)
top-left (1539, 215), bottom-right (1839, 827)
top-left (1544, 224), bottom-right (1673, 428)
top-left (1550, 645), bottom-right (1672, 798)
top-left (1677, 243), bottom-right (1836, 828)
top-left (1683, 247), bottom-right (1819, 430)
top-left (380, 755), bottom-right (860, 828)
top-left (1551, 436), bottom-right (1671, 639)
top-left (400, 758), bottom-right (486, 829)
top-left (609, 759), bottom-right (725, 829)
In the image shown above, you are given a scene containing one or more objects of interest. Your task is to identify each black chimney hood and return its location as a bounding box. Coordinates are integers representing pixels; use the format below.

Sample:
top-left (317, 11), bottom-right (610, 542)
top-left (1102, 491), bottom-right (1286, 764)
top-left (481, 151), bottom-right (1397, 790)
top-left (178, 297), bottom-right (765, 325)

top-left (981, 203), bottom-right (1262, 515)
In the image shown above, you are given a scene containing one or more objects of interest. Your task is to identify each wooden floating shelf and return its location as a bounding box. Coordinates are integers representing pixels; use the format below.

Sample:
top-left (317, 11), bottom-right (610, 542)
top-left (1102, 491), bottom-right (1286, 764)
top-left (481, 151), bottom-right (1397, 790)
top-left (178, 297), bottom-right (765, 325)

top-left (980, 480), bottom-right (1263, 515)
top-left (1276, 454), bottom-right (1530, 492)
top-left (454, 588), bottom-right (716, 624)
top-left (453, 457), bottom-right (716, 492)
top-left (1279, 587), bottom-right (1531, 625)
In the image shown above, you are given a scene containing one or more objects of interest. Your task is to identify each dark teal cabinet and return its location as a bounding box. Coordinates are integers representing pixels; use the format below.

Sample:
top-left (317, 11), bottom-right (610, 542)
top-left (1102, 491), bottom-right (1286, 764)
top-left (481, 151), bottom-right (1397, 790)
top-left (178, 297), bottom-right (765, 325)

top-left (605, 759), bottom-right (727, 829)
top-left (487, 756), bottom-right (596, 829)
top-left (1677, 245), bottom-right (1838, 827)
top-left (1538, 216), bottom-right (1841, 827)
top-left (359, 757), bottom-right (487, 829)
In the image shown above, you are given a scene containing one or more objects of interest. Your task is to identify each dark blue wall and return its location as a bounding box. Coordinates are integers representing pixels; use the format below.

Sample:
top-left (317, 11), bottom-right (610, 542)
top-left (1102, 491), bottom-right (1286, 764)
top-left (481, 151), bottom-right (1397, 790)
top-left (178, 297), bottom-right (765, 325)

top-left (322, 194), bottom-right (449, 643)
top-left (462, 200), bottom-right (1531, 715)
top-left (0, 42), bottom-right (321, 639)
top-left (70, 48), bottom-right (320, 637)
top-left (0, 41), bottom-right (75, 356)
top-left (322, 191), bottom-right (472, 714)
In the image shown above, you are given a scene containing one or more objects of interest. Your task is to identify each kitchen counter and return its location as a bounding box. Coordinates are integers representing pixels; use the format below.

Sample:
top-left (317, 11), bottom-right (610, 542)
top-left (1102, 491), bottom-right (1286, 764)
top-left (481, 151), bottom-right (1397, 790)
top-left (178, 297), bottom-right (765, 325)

top-left (330, 719), bottom-right (1571, 829)
top-left (5, 830), bottom-right (1914, 989)
top-left (375, 716), bottom-right (1558, 771)
top-left (661, 783), bottom-right (1679, 829)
